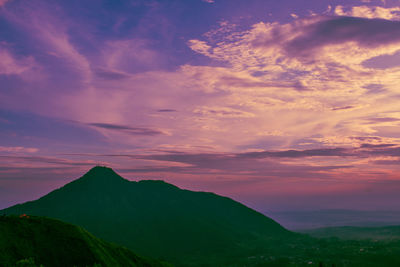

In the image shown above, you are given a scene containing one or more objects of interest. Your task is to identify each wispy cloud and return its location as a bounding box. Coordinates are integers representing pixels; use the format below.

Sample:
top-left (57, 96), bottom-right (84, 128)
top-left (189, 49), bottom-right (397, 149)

top-left (0, 44), bottom-right (37, 76)
top-left (0, 155), bottom-right (97, 166)
top-left (157, 109), bottom-right (177, 113)
top-left (99, 150), bottom-right (352, 178)
top-left (332, 106), bottom-right (354, 111)
top-left (94, 68), bottom-right (131, 80)
top-left (86, 143), bottom-right (400, 180)
top-left (0, 146), bottom-right (38, 153)
top-left (87, 122), bottom-right (165, 136)
top-left (2, 1), bottom-right (94, 86)
top-left (237, 148), bottom-right (350, 159)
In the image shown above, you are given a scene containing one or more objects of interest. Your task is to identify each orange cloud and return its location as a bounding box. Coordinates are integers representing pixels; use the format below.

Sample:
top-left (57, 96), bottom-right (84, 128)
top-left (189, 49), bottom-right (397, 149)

top-left (334, 5), bottom-right (400, 20)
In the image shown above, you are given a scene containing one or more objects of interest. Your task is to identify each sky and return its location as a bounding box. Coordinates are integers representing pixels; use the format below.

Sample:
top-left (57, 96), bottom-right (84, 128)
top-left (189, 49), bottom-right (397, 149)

top-left (1, 0), bottom-right (400, 212)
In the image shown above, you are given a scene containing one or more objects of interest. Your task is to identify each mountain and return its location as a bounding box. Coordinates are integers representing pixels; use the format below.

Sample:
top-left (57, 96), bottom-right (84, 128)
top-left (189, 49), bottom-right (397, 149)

top-left (0, 215), bottom-right (170, 267)
top-left (3, 167), bottom-right (400, 266)
top-left (1, 166), bottom-right (293, 265)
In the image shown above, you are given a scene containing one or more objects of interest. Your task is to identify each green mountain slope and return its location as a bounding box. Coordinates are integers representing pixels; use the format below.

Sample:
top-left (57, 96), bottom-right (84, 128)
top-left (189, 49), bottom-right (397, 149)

top-left (0, 215), bottom-right (170, 267)
top-left (1, 166), bottom-right (293, 265)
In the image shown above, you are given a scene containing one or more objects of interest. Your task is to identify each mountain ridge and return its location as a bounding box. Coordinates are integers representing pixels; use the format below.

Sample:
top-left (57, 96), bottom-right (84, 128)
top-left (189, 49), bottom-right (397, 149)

top-left (1, 166), bottom-right (292, 265)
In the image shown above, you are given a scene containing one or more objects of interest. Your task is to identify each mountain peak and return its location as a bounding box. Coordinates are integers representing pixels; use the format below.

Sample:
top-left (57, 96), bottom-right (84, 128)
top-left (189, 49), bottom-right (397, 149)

top-left (86, 165), bottom-right (117, 175)
top-left (79, 166), bottom-right (126, 184)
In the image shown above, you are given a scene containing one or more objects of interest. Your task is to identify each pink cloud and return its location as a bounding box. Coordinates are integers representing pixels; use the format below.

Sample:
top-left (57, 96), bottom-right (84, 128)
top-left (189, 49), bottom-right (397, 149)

top-left (0, 146), bottom-right (39, 153)
top-left (0, 45), bottom-right (36, 75)
top-left (103, 39), bottom-right (164, 73)
top-left (2, 2), bottom-right (92, 82)
top-left (0, 0), bottom-right (10, 7)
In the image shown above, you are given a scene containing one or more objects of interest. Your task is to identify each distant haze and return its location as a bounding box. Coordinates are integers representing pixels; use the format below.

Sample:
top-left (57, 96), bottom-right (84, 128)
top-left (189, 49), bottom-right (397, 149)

top-left (265, 210), bottom-right (400, 230)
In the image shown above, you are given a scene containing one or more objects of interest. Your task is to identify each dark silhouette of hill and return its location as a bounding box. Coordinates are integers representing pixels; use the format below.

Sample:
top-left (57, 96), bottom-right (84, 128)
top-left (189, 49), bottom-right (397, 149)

top-left (3, 167), bottom-right (400, 266)
top-left (0, 215), bottom-right (171, 267)
top-left (1, 166), bottom-right (293, 265)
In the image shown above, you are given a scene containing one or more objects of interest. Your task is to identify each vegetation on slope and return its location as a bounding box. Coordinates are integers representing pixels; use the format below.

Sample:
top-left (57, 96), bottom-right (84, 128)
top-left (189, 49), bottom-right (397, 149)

top-left (0, 215), bottom-right (171, 267)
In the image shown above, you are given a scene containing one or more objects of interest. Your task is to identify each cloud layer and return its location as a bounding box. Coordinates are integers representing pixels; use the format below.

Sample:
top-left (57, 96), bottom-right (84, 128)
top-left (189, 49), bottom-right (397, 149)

top-left (1, 0), bottom-right (400, 211)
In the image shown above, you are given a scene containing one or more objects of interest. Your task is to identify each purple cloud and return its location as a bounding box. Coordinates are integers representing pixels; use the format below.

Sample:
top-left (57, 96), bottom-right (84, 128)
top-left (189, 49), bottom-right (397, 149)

top-left (238, 148), bottom-right (350, 158)
top-left (94, 68), bottom-right (131, 80)
top-left (363, 84), bottom-right (386, 94)
top-left (0, 155), bottom-right (96, 166)
top-left (362, 50), bottom-right (400, 69)
top-left (157, 109), bottom-right (177, 112)
top-left (332, 106), bottom-right (354, 111)
top-left (366, 117), bottom-right (400, 123)
top-left (284, 16), bottom-right (400, 57)
top-left (87, 122), bottom-right (165, 136)
top-left (360, 143), bottom-right (396, 149)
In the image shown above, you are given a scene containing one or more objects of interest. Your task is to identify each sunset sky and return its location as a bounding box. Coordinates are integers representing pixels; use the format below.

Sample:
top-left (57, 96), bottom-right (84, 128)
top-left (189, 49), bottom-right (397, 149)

top-left (1, 0), bottom-right (400, 211)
